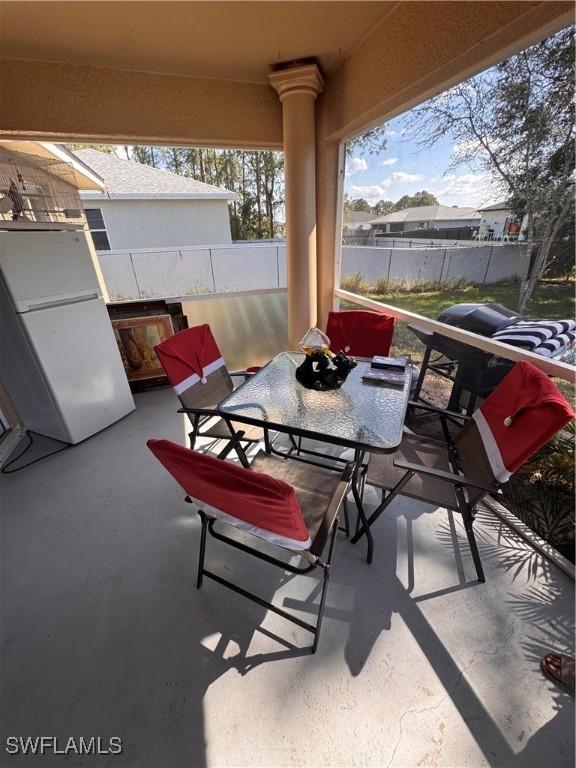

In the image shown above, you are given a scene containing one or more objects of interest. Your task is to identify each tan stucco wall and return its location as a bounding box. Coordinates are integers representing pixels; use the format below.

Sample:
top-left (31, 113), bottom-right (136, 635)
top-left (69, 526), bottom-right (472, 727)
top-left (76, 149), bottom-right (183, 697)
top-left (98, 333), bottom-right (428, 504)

top-left (83, 199), bottom-right (232, 250)
top-left (320, 1), bottom-right (574, 141)
top-left (0, 59), bottom-right (282, 149)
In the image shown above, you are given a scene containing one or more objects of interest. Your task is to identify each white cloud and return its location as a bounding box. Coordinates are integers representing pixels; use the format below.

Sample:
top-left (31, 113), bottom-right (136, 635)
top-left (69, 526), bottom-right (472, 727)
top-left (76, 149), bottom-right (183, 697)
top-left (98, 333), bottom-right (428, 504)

top-left (348, 184), bottom-right (391, 205)
top-left (430, 172), bottom-right (500, 207)
top-left (391, 171), bottom-right (424, 183)
top-left (380, 157), bottom-right (398, 167)
top-left (345, 157), bottom-right (368, 176)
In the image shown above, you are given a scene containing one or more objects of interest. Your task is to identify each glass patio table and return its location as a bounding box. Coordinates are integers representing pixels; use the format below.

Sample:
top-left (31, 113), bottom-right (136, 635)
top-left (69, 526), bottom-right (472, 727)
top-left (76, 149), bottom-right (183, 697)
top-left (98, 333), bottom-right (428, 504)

top-left (218, 351), bottom-right (413, 563)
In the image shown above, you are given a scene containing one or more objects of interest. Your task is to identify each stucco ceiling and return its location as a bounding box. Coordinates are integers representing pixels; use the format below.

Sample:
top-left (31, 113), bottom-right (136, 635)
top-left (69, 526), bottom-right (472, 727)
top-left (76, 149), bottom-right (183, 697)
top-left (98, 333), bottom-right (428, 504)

top-left (0, 1), bottom-right (394, 83)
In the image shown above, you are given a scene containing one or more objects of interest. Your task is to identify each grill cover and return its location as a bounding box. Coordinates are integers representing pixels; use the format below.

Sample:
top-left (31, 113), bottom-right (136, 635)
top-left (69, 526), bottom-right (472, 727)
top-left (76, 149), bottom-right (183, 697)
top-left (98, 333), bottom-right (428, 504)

top-left (437, 303), bottom-right (522, 336)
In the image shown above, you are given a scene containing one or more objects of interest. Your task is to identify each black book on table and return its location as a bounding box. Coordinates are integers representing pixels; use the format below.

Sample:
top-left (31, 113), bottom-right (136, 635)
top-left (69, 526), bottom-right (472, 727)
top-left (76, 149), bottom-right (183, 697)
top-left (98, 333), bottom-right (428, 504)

top-left (362, 367), bottom-right (406, 387)
top-left (371, 355), bottom-right (407, 371)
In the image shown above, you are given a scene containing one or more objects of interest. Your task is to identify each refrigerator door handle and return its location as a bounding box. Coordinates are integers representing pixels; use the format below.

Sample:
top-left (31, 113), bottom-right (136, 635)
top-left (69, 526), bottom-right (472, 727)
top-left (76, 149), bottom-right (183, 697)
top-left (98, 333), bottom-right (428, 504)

top-left (19, 291), bottom-right (101, 313)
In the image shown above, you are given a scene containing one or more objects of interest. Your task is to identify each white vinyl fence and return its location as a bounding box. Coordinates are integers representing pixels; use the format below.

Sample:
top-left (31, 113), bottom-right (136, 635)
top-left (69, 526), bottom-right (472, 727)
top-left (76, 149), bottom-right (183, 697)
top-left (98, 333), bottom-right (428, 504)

top-left (341, 243), bottom-right (529, 288)
top-left (98, 243), bottom-right (287, 301)
top-left (98, 241), bottom-right (529, 301)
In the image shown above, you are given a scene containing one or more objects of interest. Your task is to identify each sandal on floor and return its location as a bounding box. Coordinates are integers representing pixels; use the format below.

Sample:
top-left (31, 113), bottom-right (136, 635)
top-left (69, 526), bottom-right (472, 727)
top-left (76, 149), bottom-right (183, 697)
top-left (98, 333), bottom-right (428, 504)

top-left (540, 653), bottom-right (575, 694)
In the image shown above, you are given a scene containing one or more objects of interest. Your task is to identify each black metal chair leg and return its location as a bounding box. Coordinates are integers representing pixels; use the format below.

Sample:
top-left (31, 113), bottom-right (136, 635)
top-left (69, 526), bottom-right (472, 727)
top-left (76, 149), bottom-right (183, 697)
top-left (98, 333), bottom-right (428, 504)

top-left (217, 430), bottom-right (246, 460)
top-left (222, 417), bottom-right (251, 468)
top-left (341, 497), bottom-right (350, 537)
top-left (352, 491), bottom-right (388, 544)
top-left (312, 518), bottom-right (339, 653)
top-left (464, 518), bottom-right (485, 583)
top-left (411, 346), bottom-right (431, 404)
top-left (189, 414), bottom-right (201, 450)
top-left (351, 449), bottom-right (374, 563)
top-left (353, 476), bottom-right (374, 537)
top-left (197, 512), bottom-right (209, 588)
top-left (352, 471), bottom-right (414, 546)
top-left (352, 462), bottom-right (370, 536)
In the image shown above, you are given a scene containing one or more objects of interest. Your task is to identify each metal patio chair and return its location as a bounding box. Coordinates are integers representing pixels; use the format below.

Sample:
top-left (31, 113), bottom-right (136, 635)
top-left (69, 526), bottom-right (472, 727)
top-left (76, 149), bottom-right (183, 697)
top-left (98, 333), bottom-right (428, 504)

top-left (325, 309), bottom-right (395, 357)
top-left (155, 324), bottom-right (263, 464)
top-left (353, 361), bottom-right (574, 582)
top-left (147, 438), bottom-right (353, 652)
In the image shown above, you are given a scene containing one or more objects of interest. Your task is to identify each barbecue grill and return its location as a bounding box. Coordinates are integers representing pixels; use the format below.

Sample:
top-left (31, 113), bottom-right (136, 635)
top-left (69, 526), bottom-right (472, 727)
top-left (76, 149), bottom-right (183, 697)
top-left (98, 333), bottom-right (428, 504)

top-left (409, 303), bottom-right (523, 415)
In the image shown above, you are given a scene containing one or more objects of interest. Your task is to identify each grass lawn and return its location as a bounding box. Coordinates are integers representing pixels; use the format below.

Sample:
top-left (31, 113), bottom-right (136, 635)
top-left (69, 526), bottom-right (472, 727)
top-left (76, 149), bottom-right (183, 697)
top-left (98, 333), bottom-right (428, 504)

top-left (343, 280), bottom-right (575, 366)
top-left (363, 279), bottom-right (575, 322)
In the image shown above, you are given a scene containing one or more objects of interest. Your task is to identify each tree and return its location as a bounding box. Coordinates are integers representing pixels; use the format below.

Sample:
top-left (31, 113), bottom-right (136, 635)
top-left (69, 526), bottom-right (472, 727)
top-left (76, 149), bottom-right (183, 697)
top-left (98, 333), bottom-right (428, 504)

top-left (371, 200), bottom-right (394, 216)
top-left (346, 125), bottom-right (387, 157)
top-left (391, 190), bottom-right (438, 211)
top-left (67, 143), bottom-right (116, 154)
top-left (411, 190), bottom-right (439, 207)
top-left (349, 198), bottom-right (372, 212)
top-left (406, 26), bottom-right (575, 311)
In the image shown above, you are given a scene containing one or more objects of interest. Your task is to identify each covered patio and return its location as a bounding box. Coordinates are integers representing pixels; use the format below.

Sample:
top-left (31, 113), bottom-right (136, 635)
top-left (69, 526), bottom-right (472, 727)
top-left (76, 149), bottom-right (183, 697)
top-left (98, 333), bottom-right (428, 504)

top-left (2, 388), bottom-right (574, 766)
top-left (1, 2), bottom-right (575, 766)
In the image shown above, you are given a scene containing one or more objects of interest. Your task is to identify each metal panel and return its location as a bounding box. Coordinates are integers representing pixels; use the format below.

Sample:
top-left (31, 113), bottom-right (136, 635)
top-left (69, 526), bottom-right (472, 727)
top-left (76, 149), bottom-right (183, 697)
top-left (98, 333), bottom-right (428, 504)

top-left (180, 290), bottom-right (288, 370)
top-left (211, 245), bottom-right (279, 292)
top-left (132, 247), bottom-right (214, 298)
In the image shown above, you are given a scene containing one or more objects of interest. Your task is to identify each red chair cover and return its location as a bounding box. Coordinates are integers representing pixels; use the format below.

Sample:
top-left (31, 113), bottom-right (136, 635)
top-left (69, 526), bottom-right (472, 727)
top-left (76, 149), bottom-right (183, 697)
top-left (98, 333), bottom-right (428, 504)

top-left (472, 361), bottom-right (574, 482)
top-left (155, 325), bottom-right (225, 394)
top-left (326, 310), bottom-right (395, 357)
top-left (148, 439), bottom-right (312, 550)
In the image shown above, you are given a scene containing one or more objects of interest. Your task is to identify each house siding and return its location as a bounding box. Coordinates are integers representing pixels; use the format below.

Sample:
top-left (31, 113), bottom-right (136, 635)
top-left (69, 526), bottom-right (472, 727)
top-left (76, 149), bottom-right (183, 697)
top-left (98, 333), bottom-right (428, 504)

top-left (82, 198), bottom-right (232, 249)
top-left (479, 209), bottom-right (513, 239)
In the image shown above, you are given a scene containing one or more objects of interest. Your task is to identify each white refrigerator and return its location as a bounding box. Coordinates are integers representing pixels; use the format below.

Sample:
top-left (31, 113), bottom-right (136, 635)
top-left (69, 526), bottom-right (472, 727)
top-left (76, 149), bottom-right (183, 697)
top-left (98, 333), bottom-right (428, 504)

top-left (0, 230), bottom-right (135, 444)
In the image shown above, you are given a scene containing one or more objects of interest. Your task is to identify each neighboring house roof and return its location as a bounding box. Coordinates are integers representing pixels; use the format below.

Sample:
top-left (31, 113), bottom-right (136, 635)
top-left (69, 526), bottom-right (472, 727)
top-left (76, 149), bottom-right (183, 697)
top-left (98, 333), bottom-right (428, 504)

top-left (345, 211), bottom-right (375, 225)
top-left (477, 201), bottom-right (512, 212)
top-left (74, 148), bottom-right (237, 201)
top-left (344, 211), bottom-right (375, 230)
top-left (368, 204), bottom-right (481, 226)
top-left (0, 141), bottom-right (105, 190)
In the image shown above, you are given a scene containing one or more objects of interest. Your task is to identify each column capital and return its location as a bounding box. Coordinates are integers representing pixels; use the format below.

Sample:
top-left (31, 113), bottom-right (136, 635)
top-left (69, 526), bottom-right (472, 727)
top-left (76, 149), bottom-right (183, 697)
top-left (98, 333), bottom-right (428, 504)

top-left (269, 63), bottom-right (324, 101)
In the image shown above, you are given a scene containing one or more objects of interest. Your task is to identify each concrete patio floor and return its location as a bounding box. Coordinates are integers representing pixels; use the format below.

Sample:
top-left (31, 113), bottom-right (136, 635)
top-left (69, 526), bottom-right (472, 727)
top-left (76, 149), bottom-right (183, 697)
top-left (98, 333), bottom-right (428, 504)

top-left (1, 387), bottom-right (574, 768)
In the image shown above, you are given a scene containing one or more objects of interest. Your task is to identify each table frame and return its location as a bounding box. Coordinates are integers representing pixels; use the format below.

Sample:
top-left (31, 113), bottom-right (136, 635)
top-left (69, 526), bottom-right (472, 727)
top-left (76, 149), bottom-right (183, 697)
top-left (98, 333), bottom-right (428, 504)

top-left (218, 353), bottom-right (412, 563)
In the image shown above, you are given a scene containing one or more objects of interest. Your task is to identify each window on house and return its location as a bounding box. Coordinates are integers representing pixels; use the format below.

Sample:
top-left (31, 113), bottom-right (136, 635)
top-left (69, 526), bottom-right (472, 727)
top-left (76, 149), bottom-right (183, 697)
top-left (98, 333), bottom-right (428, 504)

top-left (85, 208), bottom-right (110, 250)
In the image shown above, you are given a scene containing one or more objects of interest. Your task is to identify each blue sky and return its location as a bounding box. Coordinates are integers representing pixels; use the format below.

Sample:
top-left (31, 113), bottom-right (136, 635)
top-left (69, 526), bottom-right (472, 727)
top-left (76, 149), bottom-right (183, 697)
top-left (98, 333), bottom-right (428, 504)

top-left (345, 114), bottom-right (500, 210)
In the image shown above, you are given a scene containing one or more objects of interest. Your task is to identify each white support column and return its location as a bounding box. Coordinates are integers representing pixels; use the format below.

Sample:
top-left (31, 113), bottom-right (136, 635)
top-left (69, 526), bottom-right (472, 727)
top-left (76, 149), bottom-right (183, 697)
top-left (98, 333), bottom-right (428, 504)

top-left (269, 64), bottom-right (324, 347)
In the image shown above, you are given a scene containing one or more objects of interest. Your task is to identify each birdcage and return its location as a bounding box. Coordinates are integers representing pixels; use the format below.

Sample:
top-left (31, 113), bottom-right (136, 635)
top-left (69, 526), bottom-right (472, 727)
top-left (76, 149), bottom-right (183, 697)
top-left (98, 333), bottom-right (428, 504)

top-left (0, 147), bottom-right (84, 225)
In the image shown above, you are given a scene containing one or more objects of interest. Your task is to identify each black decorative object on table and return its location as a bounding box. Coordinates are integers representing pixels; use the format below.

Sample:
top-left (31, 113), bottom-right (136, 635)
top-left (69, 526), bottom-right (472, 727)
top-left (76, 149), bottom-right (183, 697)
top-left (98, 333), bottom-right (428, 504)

top-left (295, 349), bottom-right (357, 390)
top-left (295, 327), bottom-right (357, 391)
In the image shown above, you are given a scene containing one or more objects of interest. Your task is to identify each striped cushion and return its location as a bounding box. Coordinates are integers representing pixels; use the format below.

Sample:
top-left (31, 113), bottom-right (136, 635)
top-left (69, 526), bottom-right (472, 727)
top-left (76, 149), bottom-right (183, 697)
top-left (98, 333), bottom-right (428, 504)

top-left (492, 319), bottom-right (576, 351)
top-left (533, 331), bottom-right (576, 358)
